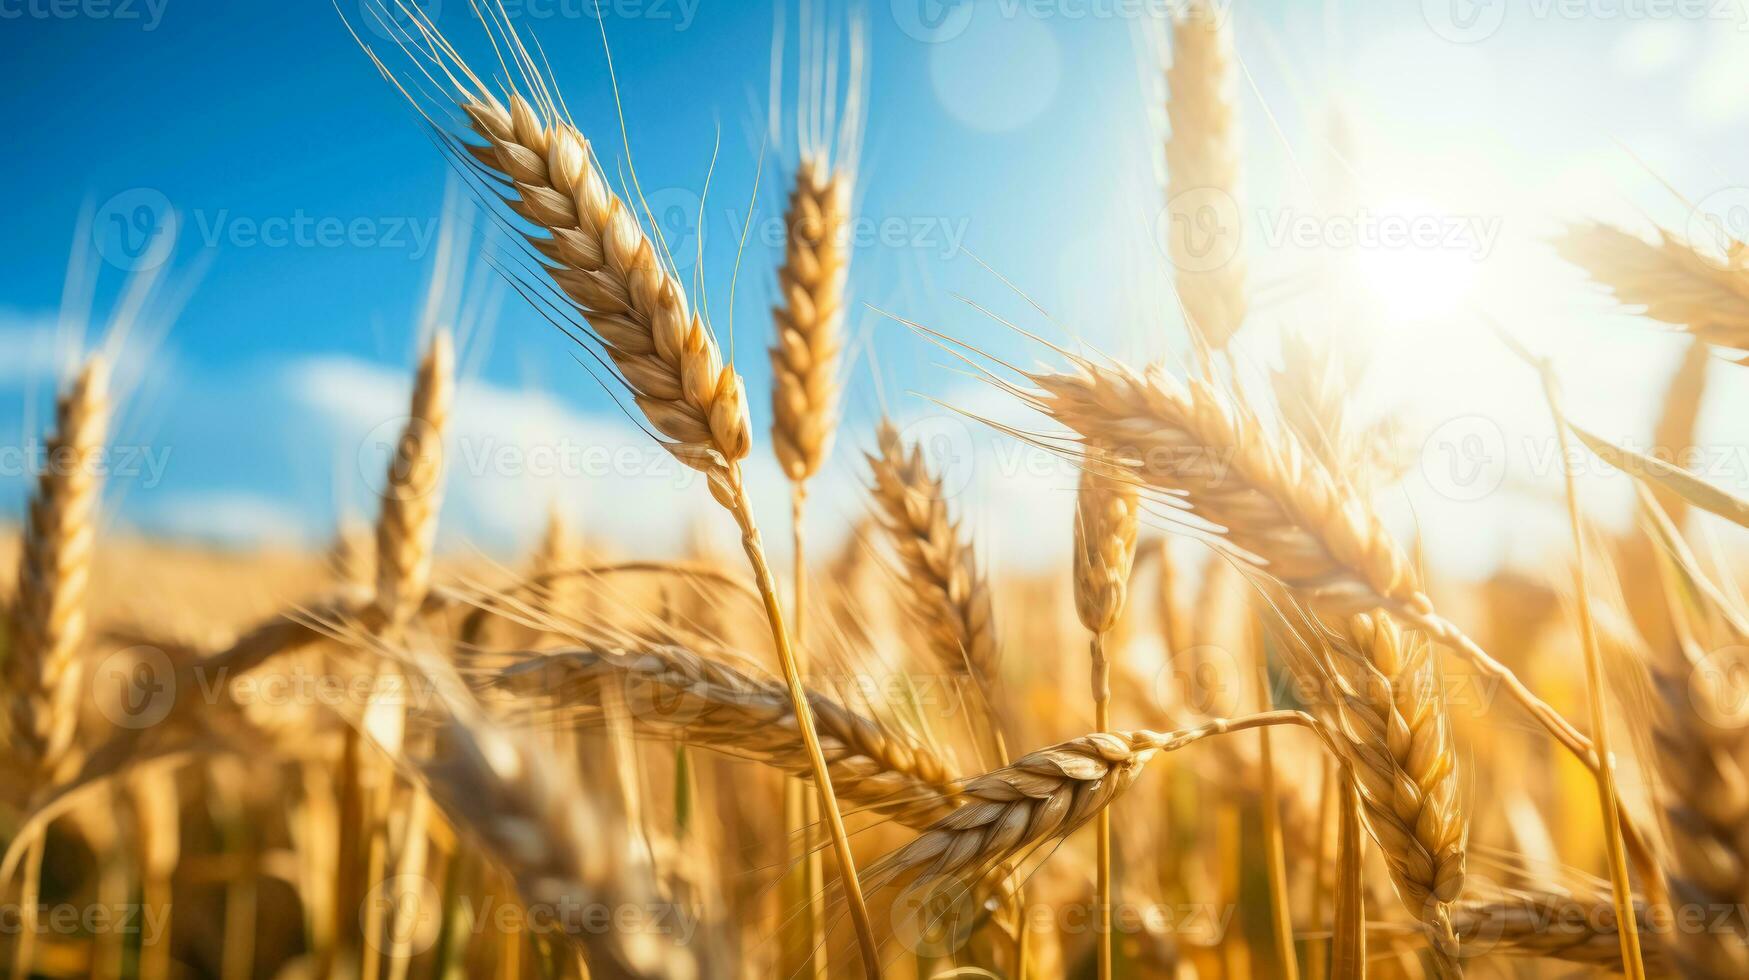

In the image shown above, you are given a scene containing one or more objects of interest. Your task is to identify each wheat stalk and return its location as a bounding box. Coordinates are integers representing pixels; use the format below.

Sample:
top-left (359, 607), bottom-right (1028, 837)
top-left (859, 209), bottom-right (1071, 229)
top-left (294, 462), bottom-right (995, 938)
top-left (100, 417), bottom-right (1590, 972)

top-left (360, 8), bottom-right (881, 966)
top-left (1556, 222), bottom-right (1749, 361)
top-left (1071, 465), bottom-right (1139, 980)
top-left (1164, 0), bottom-right (1246, 350)
top-left (866, 420), bottom-right (1006, 759)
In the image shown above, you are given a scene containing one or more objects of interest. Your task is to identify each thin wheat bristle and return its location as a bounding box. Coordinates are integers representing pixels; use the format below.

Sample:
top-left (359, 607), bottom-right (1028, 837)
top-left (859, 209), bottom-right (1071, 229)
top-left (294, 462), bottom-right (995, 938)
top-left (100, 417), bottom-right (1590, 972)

top-left (1556, 222), bottom-right (1749, 360)
top-left (771, 156), bottom-right (850, 484)
top-left (1028, 358), bottom-right (1429, 618)
top-left (374, 331), bottom-right (452, 627)
top-left (1164, 0), bottom-right (1247, 350)
top-left (4, 355), bottom-right (110, 776)
top-left (866, 420), bottom-right (1004, 697)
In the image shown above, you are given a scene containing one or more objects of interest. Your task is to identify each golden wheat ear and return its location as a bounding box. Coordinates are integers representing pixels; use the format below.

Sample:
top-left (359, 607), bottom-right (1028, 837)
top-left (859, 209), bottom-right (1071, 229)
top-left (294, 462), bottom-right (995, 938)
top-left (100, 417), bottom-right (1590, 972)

top-left (1556, 221), bottom-right (1749, 363)
top-left (358, 7), bottom-right (880, 966)
top-left (5, 354), bottom-right (110, 780)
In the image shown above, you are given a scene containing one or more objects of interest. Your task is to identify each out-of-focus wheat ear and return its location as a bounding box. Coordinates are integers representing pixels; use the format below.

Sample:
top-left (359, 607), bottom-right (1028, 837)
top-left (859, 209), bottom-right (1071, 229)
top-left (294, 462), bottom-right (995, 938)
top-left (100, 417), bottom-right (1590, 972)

top-left (1071, 464), bottom-right (1139, 980)
top-left (1164, 0), bottom-right (1247, 351)
top-left (2, 354), bottom-right (109, 980)
top-left (328, 518), bottom-right (376, 594)
top-left (374, 331), bottom-right (453, 628)
top-left (1555, 221), bottom-right (1749, 362)
top-left (4, 354), bottom-right (110, 779)
top-left (533, 501), bottom-right (582, 620)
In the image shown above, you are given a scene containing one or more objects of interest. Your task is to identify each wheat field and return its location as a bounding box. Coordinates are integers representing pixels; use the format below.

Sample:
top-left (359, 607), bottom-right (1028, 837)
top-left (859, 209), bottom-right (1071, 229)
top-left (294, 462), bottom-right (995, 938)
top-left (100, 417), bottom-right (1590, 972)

top-left (4, 1), bottom-right (1749, 978)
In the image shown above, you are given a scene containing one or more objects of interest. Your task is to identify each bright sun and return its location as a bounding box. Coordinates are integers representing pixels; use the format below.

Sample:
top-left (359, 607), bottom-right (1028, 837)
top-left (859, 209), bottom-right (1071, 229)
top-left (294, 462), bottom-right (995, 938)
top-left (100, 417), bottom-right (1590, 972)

top-left (1351, 197), bottom-right (1481, 323)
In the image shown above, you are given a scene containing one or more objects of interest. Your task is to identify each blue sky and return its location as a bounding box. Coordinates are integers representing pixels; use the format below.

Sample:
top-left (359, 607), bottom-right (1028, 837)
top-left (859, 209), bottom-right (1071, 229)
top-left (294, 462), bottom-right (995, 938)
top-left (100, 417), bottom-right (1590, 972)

top-left (5, 0), bottom-right (1749, 573)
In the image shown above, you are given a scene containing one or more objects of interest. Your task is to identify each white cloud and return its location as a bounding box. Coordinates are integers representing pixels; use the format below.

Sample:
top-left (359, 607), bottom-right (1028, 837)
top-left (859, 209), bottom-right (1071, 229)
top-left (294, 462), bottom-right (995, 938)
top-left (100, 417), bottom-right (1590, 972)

top-left (0, 312), bottom-right (71, 386)
top-left (144, 491), bottom-right (310, 548)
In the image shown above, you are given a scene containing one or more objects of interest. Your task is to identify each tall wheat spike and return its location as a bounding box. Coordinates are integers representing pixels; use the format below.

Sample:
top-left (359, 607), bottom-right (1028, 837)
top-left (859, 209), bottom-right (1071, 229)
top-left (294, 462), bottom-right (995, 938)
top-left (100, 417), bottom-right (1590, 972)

top-left (769, 23), bottom-right (861, 972)
top-left (357, 7), bottom-right (882, 965)
top-left (1071, 466), bottom-right (1139, 980)
top-left (5, 354), bottom-right (109, 777)
top-left (1556, 222), bottom-right (1749, 361)
top-left (771, 153), bottom-right (851, 491)
top-left (1164, 0), bottom-right (1247, 350)
top-left (374, 330), bottom-right (453, 627)
top-left (3, 354), bottom-right (109, 979)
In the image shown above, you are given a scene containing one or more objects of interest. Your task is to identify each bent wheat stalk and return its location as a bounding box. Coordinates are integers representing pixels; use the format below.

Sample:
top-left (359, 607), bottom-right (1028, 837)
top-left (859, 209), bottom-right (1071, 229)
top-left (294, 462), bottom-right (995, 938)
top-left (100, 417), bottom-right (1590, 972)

top-left (358, 6), bottom-right (881, 969)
